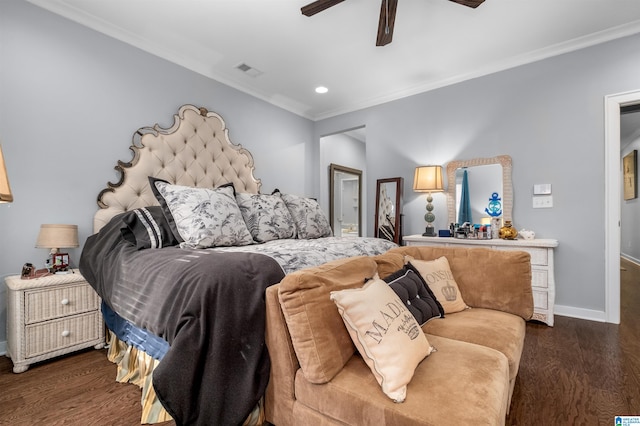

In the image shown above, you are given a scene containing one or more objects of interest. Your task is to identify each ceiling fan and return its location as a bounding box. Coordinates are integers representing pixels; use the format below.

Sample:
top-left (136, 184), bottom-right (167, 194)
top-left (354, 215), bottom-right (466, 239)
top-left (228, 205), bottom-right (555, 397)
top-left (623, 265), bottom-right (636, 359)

top-left (301, 0), bottom-right (485, 46)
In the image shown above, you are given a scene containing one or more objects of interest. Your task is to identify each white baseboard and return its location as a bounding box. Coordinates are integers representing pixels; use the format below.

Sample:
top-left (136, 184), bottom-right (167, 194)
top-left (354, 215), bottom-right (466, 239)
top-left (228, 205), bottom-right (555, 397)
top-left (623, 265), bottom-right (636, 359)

top-left (621, 253), bottom-right (640, 265)
top-left (0, 340), bottom-right (6, 356)
top-left (554, 305), bottom-right (607, 322)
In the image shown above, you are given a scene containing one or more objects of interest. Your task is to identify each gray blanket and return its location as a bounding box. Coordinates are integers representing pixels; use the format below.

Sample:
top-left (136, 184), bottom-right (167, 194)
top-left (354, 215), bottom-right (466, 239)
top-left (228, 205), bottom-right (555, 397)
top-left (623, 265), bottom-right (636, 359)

top-left (80, 216), bottom-right (285, 426)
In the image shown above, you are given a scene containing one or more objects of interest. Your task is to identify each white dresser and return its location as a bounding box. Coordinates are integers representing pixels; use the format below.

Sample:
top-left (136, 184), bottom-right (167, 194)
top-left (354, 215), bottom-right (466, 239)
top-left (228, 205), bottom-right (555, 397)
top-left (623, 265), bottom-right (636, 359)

top-left (403, 235), bottom-right (559, 326)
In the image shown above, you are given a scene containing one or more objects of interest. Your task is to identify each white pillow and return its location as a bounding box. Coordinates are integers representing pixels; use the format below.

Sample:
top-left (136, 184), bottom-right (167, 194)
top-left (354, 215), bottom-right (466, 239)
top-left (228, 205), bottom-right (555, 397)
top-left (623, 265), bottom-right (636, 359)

top-left (330, 277), bottom-right (435, 402)
top-left (151, 179), bottom-right (253, 248)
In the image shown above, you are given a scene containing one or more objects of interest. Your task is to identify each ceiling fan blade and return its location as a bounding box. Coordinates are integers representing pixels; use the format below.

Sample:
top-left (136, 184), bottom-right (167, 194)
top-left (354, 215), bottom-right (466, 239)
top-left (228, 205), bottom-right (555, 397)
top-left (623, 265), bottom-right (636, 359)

top-left (449, 0), bottom-right (485, 8)
top-left (301, 0), bottom-right (345, 16)
top-left (376, 0), bottom-right (398, 46)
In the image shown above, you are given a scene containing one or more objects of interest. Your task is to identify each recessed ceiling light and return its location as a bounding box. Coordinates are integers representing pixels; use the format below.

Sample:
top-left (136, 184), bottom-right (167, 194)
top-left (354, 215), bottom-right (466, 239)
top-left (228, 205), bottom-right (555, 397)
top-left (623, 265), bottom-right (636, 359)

top-left (315, 86), bottom-right (328, 94)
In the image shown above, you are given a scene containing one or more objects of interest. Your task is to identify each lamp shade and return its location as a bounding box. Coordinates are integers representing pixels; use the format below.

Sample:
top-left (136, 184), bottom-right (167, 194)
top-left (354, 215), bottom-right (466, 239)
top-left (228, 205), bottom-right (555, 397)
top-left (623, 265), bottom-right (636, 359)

top-left (0, 144), bottom-right (13, 203)
top-left (36, 224), bottom-right (79, 250)
top-left (413, 165), bottom-right (443, 192)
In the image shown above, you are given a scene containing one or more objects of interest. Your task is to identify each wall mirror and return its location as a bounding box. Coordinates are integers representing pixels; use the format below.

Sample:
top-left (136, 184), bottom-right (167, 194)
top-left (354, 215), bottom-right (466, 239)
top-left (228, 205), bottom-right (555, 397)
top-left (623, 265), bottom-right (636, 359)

top-left (375, 177), bottom-right (404, 245)
top-left (445, 155), bottom-right (513, 225)
top-left (329, 163), bottom-right (362, 237)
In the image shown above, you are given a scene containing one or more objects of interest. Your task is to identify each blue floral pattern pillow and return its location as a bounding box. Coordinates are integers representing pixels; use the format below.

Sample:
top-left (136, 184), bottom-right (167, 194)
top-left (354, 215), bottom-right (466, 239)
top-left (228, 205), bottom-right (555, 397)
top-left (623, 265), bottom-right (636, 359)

top-left (150, 178), bottom-right (253, 248)
top-left (280, 192), bottom-right (333, 239)
top-left (235, 193), bottom-right (295, 243)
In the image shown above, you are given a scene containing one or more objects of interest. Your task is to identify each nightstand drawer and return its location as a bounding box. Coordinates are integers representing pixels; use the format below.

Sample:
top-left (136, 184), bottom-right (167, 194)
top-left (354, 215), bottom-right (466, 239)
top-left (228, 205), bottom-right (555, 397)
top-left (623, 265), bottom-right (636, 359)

top-left (25, 282), bottom-right (99, 324)
top-left (25, 311), bottom-right (102, 358)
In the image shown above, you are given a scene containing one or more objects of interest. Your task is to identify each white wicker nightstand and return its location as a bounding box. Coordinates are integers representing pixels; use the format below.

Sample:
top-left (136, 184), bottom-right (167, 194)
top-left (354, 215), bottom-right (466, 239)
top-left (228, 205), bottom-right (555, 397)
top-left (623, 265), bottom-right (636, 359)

top-left (5, 270), bottom-right (105, 373)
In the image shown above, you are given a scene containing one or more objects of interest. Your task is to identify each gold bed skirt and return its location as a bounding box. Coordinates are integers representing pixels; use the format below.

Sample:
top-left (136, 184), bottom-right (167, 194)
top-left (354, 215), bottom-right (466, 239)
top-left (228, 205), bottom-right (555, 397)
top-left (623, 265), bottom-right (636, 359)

top-left (106, 331), bottom-right (265, 425)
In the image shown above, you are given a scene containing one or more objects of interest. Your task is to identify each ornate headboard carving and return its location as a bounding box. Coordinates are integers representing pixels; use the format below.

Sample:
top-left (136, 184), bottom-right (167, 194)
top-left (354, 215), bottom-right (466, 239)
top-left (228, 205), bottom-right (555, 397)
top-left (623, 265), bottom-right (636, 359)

top-left (94, 105), bottom-right (261, 232)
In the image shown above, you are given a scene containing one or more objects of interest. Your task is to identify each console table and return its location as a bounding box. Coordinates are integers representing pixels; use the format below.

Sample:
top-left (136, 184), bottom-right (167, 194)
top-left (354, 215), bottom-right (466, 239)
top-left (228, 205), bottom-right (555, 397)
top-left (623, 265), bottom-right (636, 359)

top-left (403, 235), bottom-right (559, 326)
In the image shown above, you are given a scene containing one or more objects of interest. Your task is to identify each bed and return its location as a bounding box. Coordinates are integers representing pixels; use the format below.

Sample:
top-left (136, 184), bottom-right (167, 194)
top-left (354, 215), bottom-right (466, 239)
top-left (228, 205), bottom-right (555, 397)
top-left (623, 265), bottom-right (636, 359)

top-left (79, 104), bottom-right (396, 425)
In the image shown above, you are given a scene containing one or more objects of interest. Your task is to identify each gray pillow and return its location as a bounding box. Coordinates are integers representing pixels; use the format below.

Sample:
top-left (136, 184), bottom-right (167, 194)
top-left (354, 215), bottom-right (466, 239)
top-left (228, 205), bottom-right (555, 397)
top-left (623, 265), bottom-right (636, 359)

top-left (150, 177), bottom-right (253, 248)
top-left (279, 192), bottom-right (333, 239)
top-left (235, 193), bottom-right (295, 243)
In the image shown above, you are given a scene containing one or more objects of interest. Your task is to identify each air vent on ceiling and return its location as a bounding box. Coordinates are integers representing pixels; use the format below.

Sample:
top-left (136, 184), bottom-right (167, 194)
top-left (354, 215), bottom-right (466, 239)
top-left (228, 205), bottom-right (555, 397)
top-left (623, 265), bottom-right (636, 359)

top-left (235, 63), bottom-right (263, 78)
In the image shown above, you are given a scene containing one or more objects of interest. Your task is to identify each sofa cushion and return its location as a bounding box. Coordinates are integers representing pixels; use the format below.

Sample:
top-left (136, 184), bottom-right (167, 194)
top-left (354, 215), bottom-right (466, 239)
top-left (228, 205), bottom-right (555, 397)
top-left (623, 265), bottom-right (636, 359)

top-left (383, 266), bottom-right (444, 325)
top-left (278, 256), bottom-right (379, 384)
top-left (371, 251), bottom-right (405, 279)
top-left (293, 334), bottom-right (510, 425)
top-left (422, 307), bottom-right (526, 383)
top-left (406, 255), bottom-right (469, 314)
top-left (388, 246), bottom-right (534, 320)
top-left (330, 277), bottom-right (435, 402)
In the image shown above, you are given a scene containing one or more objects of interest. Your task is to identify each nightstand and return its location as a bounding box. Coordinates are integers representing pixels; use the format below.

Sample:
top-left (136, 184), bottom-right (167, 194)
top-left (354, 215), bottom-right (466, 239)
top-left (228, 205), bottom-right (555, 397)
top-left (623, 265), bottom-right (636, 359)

top-left (5, 270), bottom-right (105, 373)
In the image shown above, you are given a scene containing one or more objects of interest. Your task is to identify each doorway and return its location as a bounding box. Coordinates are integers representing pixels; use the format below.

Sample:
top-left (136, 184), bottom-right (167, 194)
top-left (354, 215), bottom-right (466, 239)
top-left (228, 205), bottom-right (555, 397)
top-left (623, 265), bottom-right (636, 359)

top-left (604, 89), bottom-right (640, 324)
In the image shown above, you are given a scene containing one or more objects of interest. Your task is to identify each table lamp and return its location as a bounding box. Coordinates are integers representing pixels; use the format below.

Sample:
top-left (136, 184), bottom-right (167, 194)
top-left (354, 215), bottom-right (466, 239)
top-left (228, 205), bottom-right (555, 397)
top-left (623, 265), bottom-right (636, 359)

top-left (413, 165), bottom-right (443, 237)
top-left (0, 144), bottom-right (13, 203)
top-left (36, 224), bottom-right (79, 273)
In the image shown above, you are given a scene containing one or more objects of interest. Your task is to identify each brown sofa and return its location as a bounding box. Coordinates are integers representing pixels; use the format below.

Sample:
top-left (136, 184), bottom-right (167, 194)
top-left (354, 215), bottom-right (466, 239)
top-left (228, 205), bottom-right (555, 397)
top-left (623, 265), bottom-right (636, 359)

top-left (264, 246), bottom-right (533, 426)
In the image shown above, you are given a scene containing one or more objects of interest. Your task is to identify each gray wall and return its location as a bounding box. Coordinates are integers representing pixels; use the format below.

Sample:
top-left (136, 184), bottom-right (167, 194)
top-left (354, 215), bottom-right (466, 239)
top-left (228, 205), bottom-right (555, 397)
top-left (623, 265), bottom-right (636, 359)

top-left (315, 33), bottom-right (640, 319)
top-left (2, 0), bottom-right (640, 352)
top-left (0, 0), bottom-right (314, 350)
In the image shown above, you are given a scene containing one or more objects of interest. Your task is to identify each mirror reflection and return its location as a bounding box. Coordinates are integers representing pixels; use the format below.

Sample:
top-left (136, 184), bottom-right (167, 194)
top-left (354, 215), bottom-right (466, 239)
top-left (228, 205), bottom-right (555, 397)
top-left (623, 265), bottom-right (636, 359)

top-left (455, 164), bottom-right (503, 224)
top-left (375, 177), bottom-right (403, 245)
top-left (329, 164), bottom-right (362, 237)
top-left (446, 155), bottom-right (513, 225)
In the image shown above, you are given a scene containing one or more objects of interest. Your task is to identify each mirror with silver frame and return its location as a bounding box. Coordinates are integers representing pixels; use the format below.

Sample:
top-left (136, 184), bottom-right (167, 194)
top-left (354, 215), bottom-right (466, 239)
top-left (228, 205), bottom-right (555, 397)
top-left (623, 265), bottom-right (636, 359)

top-left (329, 163), bottom-right (362, 237)
top-left (445, 155), bottom-right (513, 225)
top-left (375, 177), bottom-right (403, 245)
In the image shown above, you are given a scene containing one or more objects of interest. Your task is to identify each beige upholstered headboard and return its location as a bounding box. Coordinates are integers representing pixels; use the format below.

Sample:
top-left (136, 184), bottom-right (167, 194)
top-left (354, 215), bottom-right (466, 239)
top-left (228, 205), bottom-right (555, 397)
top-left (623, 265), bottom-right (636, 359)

top-left (94, 105), bottom-right (261, 232)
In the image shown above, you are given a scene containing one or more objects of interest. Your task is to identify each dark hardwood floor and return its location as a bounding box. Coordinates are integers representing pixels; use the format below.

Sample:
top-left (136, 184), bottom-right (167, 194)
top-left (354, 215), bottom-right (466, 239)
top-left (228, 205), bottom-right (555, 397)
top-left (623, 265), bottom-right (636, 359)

top-left (1, 258), bottom-right (639, 425)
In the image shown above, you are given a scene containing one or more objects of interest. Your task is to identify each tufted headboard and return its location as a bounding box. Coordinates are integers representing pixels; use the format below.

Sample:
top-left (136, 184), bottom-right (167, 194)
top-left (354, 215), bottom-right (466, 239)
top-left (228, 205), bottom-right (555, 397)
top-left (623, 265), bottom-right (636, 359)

top-left (94, 105), bottom-right (261, 232)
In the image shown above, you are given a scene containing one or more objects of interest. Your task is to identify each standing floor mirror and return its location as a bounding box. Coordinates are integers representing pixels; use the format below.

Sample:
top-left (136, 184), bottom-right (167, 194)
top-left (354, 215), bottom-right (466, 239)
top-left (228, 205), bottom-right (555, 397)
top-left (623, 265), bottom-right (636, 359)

top-left (375, 177), bottom-right (403, 245)
top-left (329, 163), bottom-right (362, 237)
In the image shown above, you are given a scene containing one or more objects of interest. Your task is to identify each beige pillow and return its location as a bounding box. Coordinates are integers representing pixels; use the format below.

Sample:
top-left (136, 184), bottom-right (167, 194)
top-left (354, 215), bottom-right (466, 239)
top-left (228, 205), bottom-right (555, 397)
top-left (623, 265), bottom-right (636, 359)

top-left (406, 255), bottom-right (469, 314)
top-left (330, 277), bottom-right (435, 402)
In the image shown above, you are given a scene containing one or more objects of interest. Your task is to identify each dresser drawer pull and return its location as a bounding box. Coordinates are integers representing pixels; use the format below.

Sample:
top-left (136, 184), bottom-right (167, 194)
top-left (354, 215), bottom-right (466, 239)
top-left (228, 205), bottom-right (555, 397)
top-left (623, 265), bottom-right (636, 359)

top-left (61, 298), bottom-right (69, 305)
top-left (61, 330), bottom-right (70, 337)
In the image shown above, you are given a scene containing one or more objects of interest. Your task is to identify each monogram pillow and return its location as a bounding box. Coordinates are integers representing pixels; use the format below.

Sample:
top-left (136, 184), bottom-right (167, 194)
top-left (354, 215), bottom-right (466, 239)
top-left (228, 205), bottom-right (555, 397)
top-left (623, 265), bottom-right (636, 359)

top-left (235, 193), bottom-right (295, 243)
top-left (150, 177), bottom-right (253, 249)
top-left (405, 256), bottom-right (469, 314)
top-left (330, 277), bottom-right (435, 402)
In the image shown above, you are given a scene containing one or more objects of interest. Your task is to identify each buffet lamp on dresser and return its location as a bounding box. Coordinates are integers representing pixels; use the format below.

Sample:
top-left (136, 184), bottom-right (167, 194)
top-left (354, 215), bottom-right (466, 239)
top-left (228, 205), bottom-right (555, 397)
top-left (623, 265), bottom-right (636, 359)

top-left (413, 165), bottom-right (443, 237)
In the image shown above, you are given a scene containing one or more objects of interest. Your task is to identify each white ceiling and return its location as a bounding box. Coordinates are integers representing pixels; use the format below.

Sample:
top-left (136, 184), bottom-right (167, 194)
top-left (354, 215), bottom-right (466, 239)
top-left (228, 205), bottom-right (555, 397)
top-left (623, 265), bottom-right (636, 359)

top-left (27, 0), bottom-right (640, 121)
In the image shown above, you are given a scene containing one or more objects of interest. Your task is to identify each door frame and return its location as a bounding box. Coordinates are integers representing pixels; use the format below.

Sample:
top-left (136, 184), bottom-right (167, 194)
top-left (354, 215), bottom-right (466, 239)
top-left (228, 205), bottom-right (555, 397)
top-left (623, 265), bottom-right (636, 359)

top-left (604, 89), bottom-right (640, 324)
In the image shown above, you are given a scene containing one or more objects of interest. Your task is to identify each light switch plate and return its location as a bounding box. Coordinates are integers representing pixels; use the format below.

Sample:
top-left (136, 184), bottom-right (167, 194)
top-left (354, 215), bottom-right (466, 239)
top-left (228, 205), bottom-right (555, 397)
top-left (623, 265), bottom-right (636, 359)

top-left (533, 184), bottom-right (552, 195)
top-left (533, 183), bottom-right (551, 195)
top-left (533, 195), bottom-right (553, 208)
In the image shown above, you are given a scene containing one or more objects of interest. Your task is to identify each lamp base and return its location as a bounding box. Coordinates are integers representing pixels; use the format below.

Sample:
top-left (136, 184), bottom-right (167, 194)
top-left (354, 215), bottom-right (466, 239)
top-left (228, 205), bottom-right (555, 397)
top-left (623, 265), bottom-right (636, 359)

top-left (422, 227), bottom-right (437, 237)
